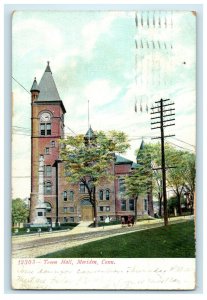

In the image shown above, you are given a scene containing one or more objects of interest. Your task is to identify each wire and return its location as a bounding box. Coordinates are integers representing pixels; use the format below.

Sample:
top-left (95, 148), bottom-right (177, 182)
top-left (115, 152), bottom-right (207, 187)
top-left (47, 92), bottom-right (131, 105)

top-left (170, 137), bottom-right (195, 148)
top-left (166, 141), bottom-right (195, 153)
top-left (12, 76), bottom-right (30, 94)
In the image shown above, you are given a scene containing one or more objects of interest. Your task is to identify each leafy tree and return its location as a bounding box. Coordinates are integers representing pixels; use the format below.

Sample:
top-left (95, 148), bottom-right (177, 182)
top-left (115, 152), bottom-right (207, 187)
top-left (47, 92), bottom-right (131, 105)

top-left (12, 198), bottom-right (29, 225)
top-left (182, 152), bottom-right (196, 213)
top-left (60, 130), bottom-right (130, 227)
top-left (166, 147), bottom-right (195, 215)
top-left (125, 141), bottom-right (196, 222)
top-left (125, 142), bottom-right (154, 220)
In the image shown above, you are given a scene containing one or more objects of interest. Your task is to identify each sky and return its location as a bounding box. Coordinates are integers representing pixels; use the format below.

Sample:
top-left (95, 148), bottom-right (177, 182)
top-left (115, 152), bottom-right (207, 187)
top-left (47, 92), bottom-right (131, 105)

top-left (12, 10), bottom-right (196, 199)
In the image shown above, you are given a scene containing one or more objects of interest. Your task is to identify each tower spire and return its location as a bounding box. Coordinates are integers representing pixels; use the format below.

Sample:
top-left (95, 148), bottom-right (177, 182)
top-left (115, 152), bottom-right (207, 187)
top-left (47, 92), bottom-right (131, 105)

top-left (45, 61), bottom-right (52, 73)
top-left (30, 77), bottom-right (40, 92)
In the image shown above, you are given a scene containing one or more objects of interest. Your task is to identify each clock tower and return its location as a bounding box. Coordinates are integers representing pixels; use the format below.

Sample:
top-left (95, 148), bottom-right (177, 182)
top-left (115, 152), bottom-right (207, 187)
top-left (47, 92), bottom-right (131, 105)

top-left (30, 62), bottom-right (66, 224)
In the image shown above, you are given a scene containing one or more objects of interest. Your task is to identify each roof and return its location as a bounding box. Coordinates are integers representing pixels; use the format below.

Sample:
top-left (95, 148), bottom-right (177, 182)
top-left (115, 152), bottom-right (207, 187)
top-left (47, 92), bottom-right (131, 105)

top-left (37, 62), bottom-right (61, 102)
top-left (131, 162), bottom-right (139, 169)
top-left (115, 155), bottom-right (133, 165)
top-left (30, 77), bottom-right (40, 92)
top-left (139, 139), bottom-right (144, 151)
top-left (85, 126), bottom-right (95, 139)
top-left (136, 139), bottom-right (145, 161)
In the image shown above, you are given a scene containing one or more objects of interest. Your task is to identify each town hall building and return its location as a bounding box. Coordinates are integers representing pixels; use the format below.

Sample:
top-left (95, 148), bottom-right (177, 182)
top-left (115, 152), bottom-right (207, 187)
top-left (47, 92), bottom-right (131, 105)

top-left (29, 62), bottom-right (153, 225)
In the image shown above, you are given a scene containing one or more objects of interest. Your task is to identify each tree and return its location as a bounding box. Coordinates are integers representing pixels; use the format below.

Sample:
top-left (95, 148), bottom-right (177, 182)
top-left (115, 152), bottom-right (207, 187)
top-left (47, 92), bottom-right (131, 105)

top-left (12, 198), bottom-right (29, 225)
top-left (60, 130), bottom-right (130, 227)
top-left (182, 152), bottom-right (196, 213)
top-left (166, 147), bottom-right (195, 215)
top-left (125, 142), bottom-right (153, 220)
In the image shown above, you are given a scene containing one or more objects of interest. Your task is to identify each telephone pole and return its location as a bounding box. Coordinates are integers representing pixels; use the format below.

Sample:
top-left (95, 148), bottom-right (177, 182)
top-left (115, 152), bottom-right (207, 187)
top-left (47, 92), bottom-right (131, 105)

top-left (151, 98), bottom-right (175, 226)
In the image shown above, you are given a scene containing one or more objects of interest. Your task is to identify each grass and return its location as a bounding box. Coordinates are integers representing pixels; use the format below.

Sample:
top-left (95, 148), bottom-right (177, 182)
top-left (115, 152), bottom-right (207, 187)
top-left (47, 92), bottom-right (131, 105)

top-left (39, 220), bottom-right (195, 258)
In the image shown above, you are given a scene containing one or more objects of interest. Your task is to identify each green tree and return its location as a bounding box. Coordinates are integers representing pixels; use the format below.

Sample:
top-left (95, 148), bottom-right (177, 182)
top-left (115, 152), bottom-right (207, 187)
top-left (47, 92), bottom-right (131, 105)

top-left (125, 142), bottom-right (153, 220)
top-left (12, 198), bottom-right (29, 225)
top-left (60, 130), bottom-right (130, 227)
top-left (182, 152), bottom-right (196, 213)
top-left (166, 147), bottom-right (195, 215)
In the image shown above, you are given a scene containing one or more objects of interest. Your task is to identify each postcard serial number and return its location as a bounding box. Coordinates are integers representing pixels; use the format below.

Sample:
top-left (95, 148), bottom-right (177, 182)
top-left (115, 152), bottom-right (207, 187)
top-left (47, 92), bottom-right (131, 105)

top-left (18, 259), bottom-right (36, 265)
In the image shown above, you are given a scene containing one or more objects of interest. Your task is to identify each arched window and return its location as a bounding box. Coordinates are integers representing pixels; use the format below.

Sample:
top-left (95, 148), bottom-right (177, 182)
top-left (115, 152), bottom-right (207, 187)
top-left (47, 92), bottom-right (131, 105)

top-left (99, 190), bottom-right (103, 200)
top-left (69, 191), bottom-right (74, 201)
top-left (45, 202), bottom-right (52, 213)
top-left (39, 111), bottom-right (52, 136)
top-left (106, 189), bottom-right (110, 200)
top-left (79, 183), bottom-right (85, 193)
top-left (119, 178), bottom-right (125, 192)
top-left (63, 191), bottom-right (67, 201)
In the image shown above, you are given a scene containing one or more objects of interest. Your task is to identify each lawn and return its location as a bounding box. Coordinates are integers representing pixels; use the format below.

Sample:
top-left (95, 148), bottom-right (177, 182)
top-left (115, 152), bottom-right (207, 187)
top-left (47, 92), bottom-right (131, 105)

top-left (39, 220), bottom-right (195, 258)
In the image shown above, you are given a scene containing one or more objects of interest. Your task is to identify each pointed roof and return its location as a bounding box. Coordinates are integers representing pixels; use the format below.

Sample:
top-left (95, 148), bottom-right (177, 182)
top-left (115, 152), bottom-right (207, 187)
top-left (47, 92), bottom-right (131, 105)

top-left (30, 77), bottom-right (40, 92)
top-left (85, 126), bottom-right (95, 139)
top-left (139, 139), bottom-right (144, 151)
top-left (136, 139), bottom-right (144, 162)
top-left (37, 62), bottom-right (61, 101)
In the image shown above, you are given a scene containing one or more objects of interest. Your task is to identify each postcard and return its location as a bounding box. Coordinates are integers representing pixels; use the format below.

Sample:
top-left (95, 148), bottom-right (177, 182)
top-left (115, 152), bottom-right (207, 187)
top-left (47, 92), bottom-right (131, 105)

top-left (11, 10), bottom-right (196, 290)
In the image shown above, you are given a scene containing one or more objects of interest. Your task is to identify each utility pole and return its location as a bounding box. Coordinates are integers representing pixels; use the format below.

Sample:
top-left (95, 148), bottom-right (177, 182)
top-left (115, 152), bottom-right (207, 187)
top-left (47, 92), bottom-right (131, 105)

top-left (151, 98), bottom-right (175, 226)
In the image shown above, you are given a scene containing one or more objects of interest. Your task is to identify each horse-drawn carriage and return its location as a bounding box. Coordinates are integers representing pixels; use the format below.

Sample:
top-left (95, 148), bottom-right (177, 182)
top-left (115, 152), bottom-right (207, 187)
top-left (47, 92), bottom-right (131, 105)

top-left (121, 215), bottom-right (135, 227)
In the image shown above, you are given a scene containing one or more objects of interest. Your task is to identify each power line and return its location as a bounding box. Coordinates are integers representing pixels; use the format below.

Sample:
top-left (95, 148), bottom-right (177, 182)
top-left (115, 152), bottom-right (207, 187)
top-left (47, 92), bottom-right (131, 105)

top-left (12, 76), bottom-right (30, 94)
top-left (170, 137), bottom-right (195, 148)
top-left (166, 141), bottom-right (195, 152)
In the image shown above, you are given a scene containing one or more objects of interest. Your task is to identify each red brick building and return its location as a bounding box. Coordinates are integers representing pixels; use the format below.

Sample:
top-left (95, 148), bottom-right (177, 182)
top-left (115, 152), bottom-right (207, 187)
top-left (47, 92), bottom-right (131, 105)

top-left (29, 63), bottom-right (153, 225)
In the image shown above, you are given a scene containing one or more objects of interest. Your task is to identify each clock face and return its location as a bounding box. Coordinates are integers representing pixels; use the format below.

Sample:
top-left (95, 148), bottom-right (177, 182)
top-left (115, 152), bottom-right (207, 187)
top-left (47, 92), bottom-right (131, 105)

top-left (41, 112), bottom-right (51, 122)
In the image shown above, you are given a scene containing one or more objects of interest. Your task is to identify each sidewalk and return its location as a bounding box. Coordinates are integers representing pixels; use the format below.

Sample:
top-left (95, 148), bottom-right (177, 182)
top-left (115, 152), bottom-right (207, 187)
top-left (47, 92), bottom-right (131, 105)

top-left (12, 215), bottom-right (193, 243)
top-left (12, 216), bottom-right (193, 258)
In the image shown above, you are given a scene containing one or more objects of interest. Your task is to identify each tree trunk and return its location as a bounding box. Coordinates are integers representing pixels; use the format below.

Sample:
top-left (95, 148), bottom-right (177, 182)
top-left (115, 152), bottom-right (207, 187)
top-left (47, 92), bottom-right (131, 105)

top-left (177, 192), bottom-right (182, 216)
top-left (93, 186), bottom-right (98, 227)
top-left (158, 192), bottom-right (162, 217)
top-left (135, 196), bottom-right (138, 222)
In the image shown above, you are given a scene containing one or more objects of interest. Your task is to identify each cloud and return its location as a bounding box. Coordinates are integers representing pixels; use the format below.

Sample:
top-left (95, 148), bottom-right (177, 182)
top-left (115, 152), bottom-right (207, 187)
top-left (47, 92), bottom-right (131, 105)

top-left (11, 11), bottom-right (196, 198)
top-left (84, 79), bottom-right (121, 108)
top-left (13, 16), bottom-right (63, 58)
top-left (81, 12), bottom-right (127, 59)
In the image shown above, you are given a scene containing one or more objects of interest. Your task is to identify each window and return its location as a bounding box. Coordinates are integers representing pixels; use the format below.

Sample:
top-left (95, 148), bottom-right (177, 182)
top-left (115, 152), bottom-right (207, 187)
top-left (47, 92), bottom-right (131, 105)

top-left (45, 202), bottom-right (52, 213)
top-left (46, 123), bottom-right (51, 135)
top-left (119, 178), bottom-right (125, 192)
top-left (99, 206), bottom-right (104, 212)
top-left (69, 191), bottom-right (74, 201)
top-left (99, 216), bottom-right (104, 222)
top-left (45, 147), bottom-right (50, 154)
top-left (69, 217), bottom-right (74, 223)
top-left (121, 200), bottom-right (126, 211)
top-left (40, 123), bottom-right (51, 136)
top-left (51, 141), bottom-right (55, 147)
top-left (129, 199), bottom-right (135, 211)
top-left (38, 212), bottom-right (43, 216)
top-left (80, 183), bottom-right (85, 193)
top-left (106, 206), bottom-right (110, 212)
top-left (63, 217), bottom-right (68, 223)
top-left (44, 182), bottom-right (52, 194)
top-left (45, 165), bottom-right (52, 177)
top-left (63, 207), bottom-right (67, 213)
top-left (106, 189), bottom-right (110, 200)
top-left (69, 207), bottom-right (74, 213)
top-left (144, 199), bottom-right (148, 211)
top-left (63, 191), bottom-right (67, 201)
top-left (99, 190), bottom-right (103, 200)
